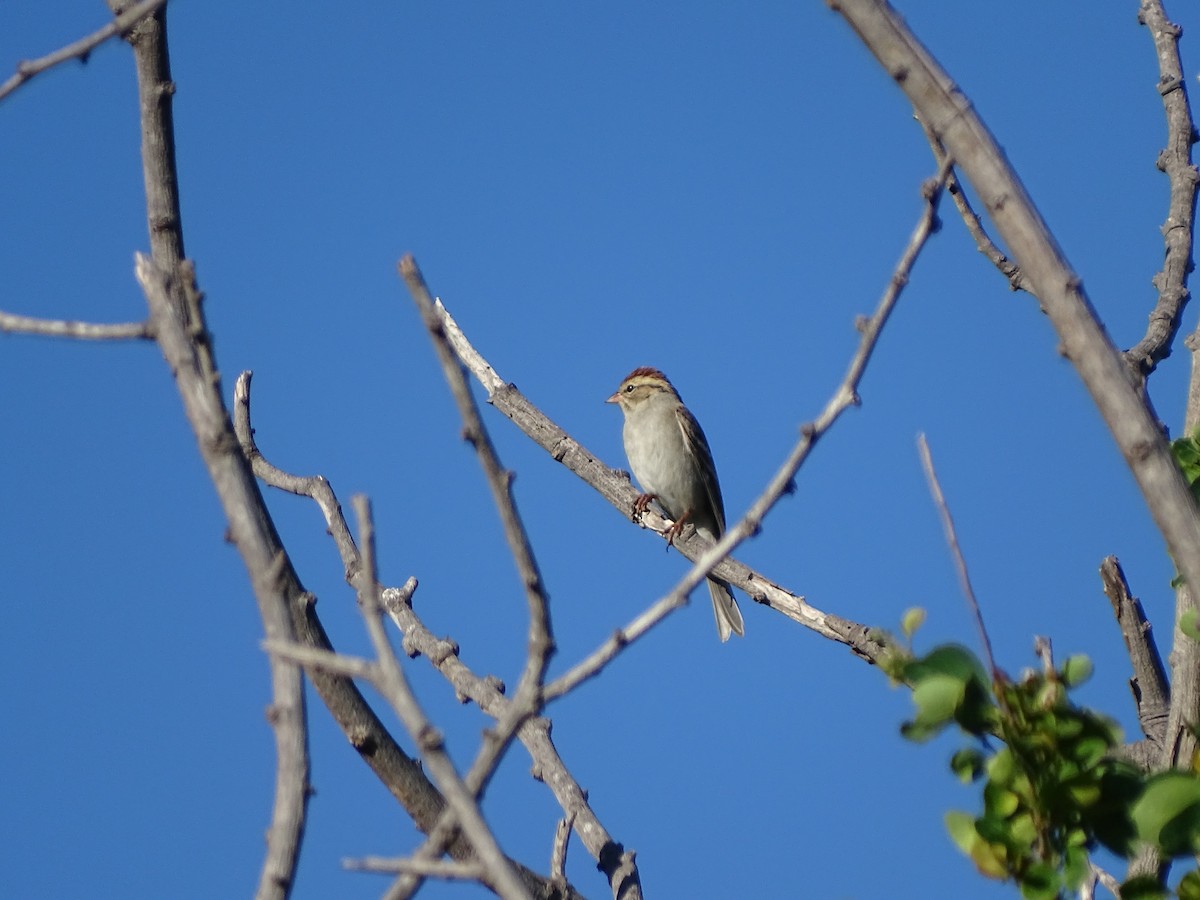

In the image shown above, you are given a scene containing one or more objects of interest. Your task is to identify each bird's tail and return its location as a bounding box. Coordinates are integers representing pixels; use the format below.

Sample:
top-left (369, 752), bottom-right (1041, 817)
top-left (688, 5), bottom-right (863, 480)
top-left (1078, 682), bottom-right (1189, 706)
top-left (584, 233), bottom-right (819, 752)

top-left (707, 578), bottom-right (745, 642)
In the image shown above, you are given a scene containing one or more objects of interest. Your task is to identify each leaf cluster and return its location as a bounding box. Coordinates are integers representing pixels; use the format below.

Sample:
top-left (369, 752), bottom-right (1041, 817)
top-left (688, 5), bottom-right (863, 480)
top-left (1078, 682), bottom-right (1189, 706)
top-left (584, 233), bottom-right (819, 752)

top-left (882, 615), bottom-right (1200, 899)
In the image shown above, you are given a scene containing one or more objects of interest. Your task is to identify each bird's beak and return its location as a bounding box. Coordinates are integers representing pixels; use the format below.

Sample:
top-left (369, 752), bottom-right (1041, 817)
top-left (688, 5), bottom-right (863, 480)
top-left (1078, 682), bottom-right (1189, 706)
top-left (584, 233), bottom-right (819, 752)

top-left (605, 391), bottom-right (620, 405)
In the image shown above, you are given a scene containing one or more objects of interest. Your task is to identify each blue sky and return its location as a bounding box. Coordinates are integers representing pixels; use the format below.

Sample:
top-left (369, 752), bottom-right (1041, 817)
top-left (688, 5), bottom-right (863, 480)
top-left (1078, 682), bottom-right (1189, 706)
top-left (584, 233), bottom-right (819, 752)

top-left (1, 2), bottom-right (1194, 898)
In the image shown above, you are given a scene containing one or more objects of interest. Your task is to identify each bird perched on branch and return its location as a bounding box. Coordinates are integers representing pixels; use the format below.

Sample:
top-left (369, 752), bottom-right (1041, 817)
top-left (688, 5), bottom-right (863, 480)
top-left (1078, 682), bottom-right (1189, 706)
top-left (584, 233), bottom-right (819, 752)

top-left (607, 367), bottom-right (745, 641)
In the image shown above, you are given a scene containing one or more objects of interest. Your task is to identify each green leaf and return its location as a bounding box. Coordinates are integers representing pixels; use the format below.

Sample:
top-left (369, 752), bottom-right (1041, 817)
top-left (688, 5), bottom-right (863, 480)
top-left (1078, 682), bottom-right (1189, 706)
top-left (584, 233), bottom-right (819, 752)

top-left (1062, 844), bottom-right (1089, 892)
top-left (1131, 771), bottom-right (1200, 856)
top-left (982, 781), bottom-right (1020, 818)
top-left (945, 811), bottom-right (1008, 880)
top-left (1061, 654), bottom-right (1093, 687)
top-left (944, 810), bottom-right (977, 856)
top-left (987, 747), bottom-right (1016, 785)
top-left (901, 646), bottom-right (991, 740)
top-left (1089, 763), bottom-right (1144, 856)
top-left (1182, 609), bottom-right (1200, 643)
top-left (950, 747), bottom-right (985, 783)
top-left (1171, 432), bottom-right (1200, 483)
top-left (1119, 874), bottom-right (1170, 900)
top-left (1008, 811), bottom-right (1037, 846)
top-left (907, 675), bottom-right (966, 738)
top-left (905, 643), bottom-right (989, 685)
top-left (1017, 862), bottom-right (1059, 900)
top-left (1069, 735), bottom-right (1110, 769)
top-left (901, 606), bottom-right (926, 639)
top-left (1178, 869), bottom-right (1200, 900)
top-left (1067, 779), bottom-right (1102, 808)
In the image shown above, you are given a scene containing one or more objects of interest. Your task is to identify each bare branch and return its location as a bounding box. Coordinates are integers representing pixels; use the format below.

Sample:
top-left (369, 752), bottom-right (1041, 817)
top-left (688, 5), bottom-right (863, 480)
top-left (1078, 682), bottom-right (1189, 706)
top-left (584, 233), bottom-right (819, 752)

top-left (1101, 556), bottom-right (1170, 746)
top-left (232, 370), bottom-right (470, 862)
top-left (108, 1), bottom-right (185, 268)
top-left (233, 371), bottom-right (363, 579)
top-left (1127, 0), bottom-right (1198, 381)
top-left (829, 0), bottom-right (1200, 787)
top-left (114, 10), bottom-right (313, 889)
top-left (916, 118), bottom-right (1028, 292)
top-left (263, 640), bottom-right (377, 682)
top-left (345, 856), bottom-right (486, 880)
top-left (350, 496), bottom-right (531, 900)
top-left (133, 258), bottom-right (312, 900)
top-left (0, 0), bottom-right (168, 104)
top-left (550, 812), bottom-right (576, 890)
top-left (399, 255), bottom-right (555, 702)
top-left (918, 433), bottom-right (997, 677)
top-left (0, 311), bottom-right (151, 340)
top-left (380, 586), bottom-right (631, 900)
top-left (235, 382), bottom-right (594, 899)
top-left (1088, 860), bottom-right (1123, 899)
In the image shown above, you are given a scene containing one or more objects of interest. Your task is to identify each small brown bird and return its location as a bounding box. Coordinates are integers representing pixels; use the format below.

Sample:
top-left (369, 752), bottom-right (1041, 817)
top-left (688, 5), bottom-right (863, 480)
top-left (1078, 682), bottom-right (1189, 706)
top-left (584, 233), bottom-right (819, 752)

top-left (607, 367), bottom-right (745, 641)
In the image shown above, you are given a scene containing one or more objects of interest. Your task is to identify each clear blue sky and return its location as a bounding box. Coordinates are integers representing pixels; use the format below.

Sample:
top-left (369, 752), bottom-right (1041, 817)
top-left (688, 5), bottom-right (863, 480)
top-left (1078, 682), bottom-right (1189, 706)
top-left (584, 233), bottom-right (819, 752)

top-left (1, 2), bottom-right (1193, 898)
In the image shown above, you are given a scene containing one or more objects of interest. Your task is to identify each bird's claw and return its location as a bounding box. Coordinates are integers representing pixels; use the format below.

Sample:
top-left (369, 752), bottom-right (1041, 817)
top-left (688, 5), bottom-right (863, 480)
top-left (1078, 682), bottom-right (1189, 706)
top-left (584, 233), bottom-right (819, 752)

top-left (632, 492), bottom-right (656, 520)
top-left (663, 511), bottom-right (692, 548)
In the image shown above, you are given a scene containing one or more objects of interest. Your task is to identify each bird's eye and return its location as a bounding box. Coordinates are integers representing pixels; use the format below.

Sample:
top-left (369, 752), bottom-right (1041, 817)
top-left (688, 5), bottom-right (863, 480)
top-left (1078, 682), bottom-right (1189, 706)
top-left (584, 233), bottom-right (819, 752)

top-left (624, 384), bottom-right (633, 393)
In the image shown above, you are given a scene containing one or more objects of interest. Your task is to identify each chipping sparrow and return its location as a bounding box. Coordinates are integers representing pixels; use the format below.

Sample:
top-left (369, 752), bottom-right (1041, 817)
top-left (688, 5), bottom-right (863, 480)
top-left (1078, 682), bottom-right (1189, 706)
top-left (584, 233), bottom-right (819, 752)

top-left (607, 367), bottom-right (745, 642)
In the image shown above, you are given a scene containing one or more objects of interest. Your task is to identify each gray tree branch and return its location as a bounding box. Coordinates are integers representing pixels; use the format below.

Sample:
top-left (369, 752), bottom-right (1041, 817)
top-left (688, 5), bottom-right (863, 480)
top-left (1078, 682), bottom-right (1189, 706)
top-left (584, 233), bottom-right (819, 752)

top-left (0, 0), bottom-right (168, 104)
top-left (110, 4), bottom-right (312, 893)
top-left (0, 311), bottom-right (151, 340)
top-left (1127, 0), bottom-right (1197, 382)
top-left (236, 376), bottom-right (598, 900)
top-left (827, 0), bottom-right (1200, 795)
top-left (1100, 556), bottom-right (1170, 746)
top-left (351, 496), bottom-right (531, 900)
top-left (132, 258), bottom-right (311, 900)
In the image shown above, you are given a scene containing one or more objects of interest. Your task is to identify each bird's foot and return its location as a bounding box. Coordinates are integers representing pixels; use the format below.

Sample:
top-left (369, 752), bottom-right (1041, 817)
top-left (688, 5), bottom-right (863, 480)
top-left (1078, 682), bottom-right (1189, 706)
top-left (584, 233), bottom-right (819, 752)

top-left (664, 510), bottom-right (693, 548)
top-left (632, 492), bottom-right (656, 520)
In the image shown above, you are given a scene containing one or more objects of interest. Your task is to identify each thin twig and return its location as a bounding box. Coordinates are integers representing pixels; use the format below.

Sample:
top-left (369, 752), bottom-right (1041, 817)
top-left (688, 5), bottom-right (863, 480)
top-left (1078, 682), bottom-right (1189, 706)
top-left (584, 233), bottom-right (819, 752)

top-left (402, 256), bottom-right (597, 897)
top-left (550, 812), bottom-right (576, 890)
top-left (915, 118), bottom-right (1027, 292)
top-left (1127, 0), bottom-right (1198, 383)
top-left (0, 0), bottom-right (169, 104)
top-left (263, 640), bottom-right (377, 681)
top-left (234, 375), bottom-right (592, 900)
top-left (398, 256), bottom-right (555, 702)
top-left (345, 856), bottom-right (486, 880)
top-left (546, 162), bottom-right (952, 698)
top-left (1033, 636), bottom-right (1054, 677)
top-left (379, 586), bottom-right (629, 900)
top-left (1089, 860), bottom-right (1122, 898)
top-left (0, 311), bottom-right (151, 340)
top-left (233, 371), bottom-right (363, 579)
top-left (351, 496), bottom-right (531, 900)
top-left (132, 257), bottom-right (311, 900)
top-left (917, 433), bottom-right (996, 677)
top-left (830, 0), bottom-right (1200, 640)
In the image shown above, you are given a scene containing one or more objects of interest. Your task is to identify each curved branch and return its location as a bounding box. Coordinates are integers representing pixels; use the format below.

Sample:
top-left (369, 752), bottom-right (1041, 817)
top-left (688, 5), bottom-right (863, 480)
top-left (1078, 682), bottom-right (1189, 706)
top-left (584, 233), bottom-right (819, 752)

top-left (1126, 0), bottom-right (1198, 381)
top-left (113, 6), bottom-right (312, 893)
top-left (827, 0), bottom-right (1200, 777)
top-left (399, 255), bottom-right (555, 702)
top-left (0, 0), bottom-right (168, 104)
top-left (134, 259), bottom-right (311, 900)
top-left (352, 497), bottom-right (530, 900)
top-left (235, 374), bottom-right (596, 900)
top-left (916, 119), bottom-right (1028, 292)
